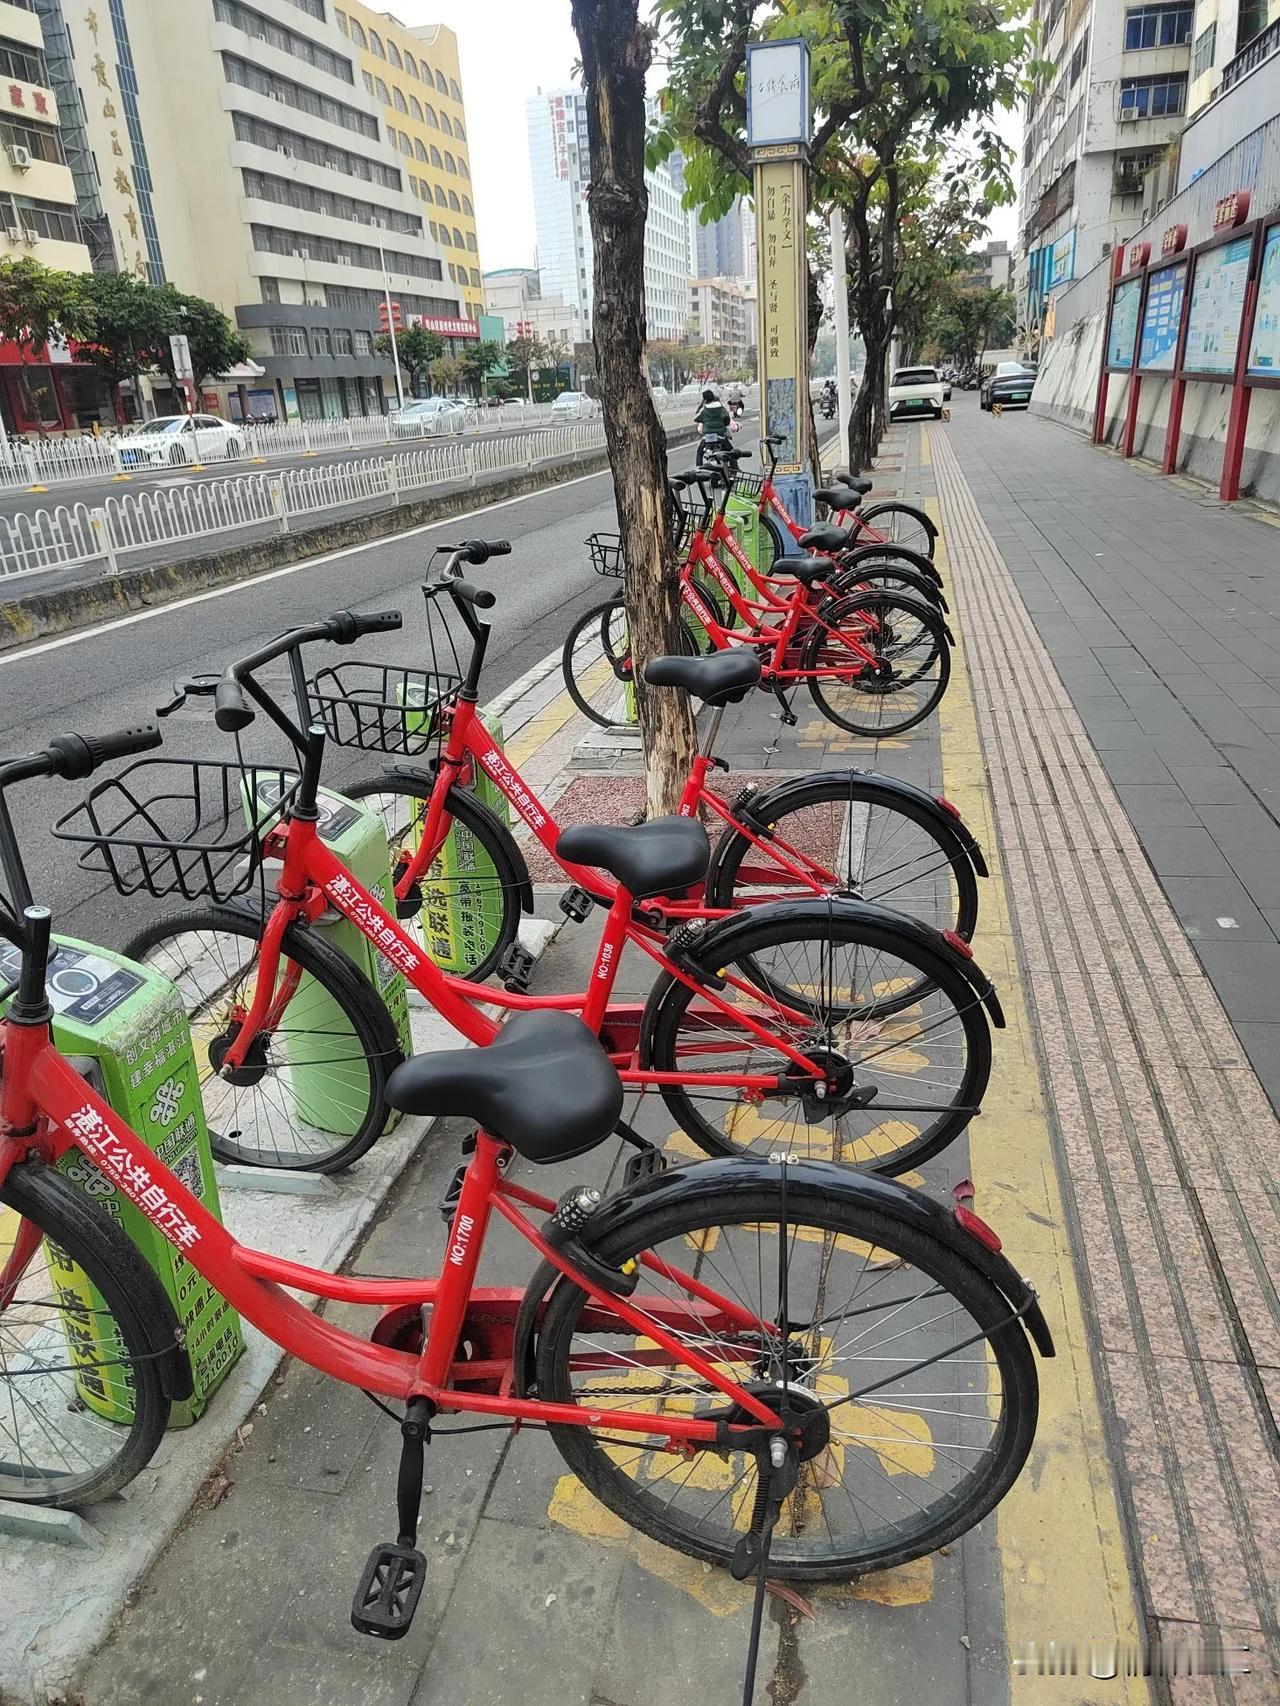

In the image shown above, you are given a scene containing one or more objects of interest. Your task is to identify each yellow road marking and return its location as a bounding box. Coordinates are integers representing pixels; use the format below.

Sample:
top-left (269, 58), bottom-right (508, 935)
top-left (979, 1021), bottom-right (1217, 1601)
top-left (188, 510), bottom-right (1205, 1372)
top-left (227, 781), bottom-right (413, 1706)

top-left (929, 497), bottom-right (1150, 1701)
top-left (504, 658), bottom-right (614, 768)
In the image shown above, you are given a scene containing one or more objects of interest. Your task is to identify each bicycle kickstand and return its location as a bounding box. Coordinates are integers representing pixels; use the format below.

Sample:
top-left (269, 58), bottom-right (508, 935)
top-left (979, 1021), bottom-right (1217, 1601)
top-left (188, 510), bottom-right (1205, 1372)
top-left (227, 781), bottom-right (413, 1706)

top-left (735, 1438), bottom-right (799, 1704)
top-left (769, 680), bottom-right (799, 727)
top-left (352, 1395), bottom-right (433, 1639)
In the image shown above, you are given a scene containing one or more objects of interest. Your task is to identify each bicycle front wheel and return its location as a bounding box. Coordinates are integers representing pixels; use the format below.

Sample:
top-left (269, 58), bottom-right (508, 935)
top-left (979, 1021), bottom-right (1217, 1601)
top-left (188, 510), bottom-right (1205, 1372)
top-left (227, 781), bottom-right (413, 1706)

top-left (561, 597), bottom-right (699, 730)
top-left (0, 1161), bottom-right (172, 1506)
top-left (802, 592), bottom-right (951, 737)
top-left (643, 907), bottom-right (991, 1174)
top-left (124, 906), bottom-right (400, 1172)
top-left (537, 1177), bottom-right (1037, 1580)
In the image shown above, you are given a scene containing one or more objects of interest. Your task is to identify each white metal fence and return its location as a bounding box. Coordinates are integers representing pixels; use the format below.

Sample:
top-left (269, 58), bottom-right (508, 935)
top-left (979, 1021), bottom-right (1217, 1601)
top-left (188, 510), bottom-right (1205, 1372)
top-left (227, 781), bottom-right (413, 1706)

top-left (0, 418), bottom-right (624, 582)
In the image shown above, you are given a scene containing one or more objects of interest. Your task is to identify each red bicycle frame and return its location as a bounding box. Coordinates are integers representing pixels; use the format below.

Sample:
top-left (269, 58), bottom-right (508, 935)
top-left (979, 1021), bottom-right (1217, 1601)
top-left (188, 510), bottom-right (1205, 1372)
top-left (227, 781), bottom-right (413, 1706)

top-left (0, 1015), bottom-right (781, 1436)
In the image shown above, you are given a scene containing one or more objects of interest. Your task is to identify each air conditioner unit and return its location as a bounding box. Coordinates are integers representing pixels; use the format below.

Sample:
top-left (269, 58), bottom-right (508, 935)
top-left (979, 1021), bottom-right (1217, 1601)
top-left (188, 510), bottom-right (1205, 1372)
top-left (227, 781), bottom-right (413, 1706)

top-left (279, 144), bottom-right (293, 157)
top-left (20, 229), bottom-right (37, 246)
top-left (1118, 107), bottom-right (1141, 122)
top-left (6, 225), bottom-right (22, 242)
top-left (6, 145), bottom-right (31, 171)
top-left (339, 255), bottom-right (351, 265)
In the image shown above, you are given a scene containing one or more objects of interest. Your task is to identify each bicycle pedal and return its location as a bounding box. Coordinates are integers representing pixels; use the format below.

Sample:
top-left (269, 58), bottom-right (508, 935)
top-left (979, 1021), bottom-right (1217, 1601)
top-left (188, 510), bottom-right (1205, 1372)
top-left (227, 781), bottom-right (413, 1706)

top-left (558, 884), bottom-right (594, 923)
top-left (351, 1541), bottom-right (427, 1640)
top-left (497, 942), bottom-right (536, 993)
top-left (438, 1162), bottom-right (467, 1225)
top-left (622, 1146), bottom-right (667, 1188)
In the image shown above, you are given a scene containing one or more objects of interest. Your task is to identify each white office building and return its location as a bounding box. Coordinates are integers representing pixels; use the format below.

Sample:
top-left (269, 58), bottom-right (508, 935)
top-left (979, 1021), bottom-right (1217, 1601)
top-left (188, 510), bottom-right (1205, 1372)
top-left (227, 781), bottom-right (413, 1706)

top-left (525, 87), bottom-right (689, 342)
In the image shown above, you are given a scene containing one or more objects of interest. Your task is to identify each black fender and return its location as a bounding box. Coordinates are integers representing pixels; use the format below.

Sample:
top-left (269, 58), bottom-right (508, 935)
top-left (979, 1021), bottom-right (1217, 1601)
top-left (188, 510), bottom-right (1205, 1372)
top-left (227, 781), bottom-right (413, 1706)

top-left (839, 540), bottom-right (942, 590)
top-left (378, 760), bottom-right (534, 916)
top-left (647, 895), bottom-right (1004, 1029)
top-left (516, 1156), bottom-right (1052, 1375)
top-left (718, 767), bottom-right (987, 887)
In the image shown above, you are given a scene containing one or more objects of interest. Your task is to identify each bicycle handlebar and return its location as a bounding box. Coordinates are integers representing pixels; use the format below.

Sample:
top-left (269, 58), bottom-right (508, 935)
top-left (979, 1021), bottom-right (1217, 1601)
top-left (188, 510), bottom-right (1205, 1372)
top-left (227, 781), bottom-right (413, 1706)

top-left (212, 608), bottom-right (404, 732)
top-left (451, 579), bottom-right (496, 610)
top-left (0, 725), bottom-right (161, 793)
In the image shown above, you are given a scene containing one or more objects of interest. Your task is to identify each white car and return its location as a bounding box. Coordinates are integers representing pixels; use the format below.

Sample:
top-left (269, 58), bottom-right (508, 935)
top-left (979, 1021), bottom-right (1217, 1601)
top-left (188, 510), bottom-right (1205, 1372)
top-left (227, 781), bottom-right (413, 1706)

top-left (887, 365), bottom-right (946, 421)
top-left (390, 397), bottom-right (467, 437)
top-left (117, 414), bottom-right (246, 467)
top-left (550, 390), bottom-right (597, 421)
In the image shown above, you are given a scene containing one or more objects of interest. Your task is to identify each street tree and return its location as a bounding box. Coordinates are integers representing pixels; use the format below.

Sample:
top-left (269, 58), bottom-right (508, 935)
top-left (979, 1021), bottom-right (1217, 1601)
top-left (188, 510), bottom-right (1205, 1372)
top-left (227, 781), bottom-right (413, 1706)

top-left (460, 338), bottom-right (506, 397)
top-left (928, 281), bottom-right (1016, 371)
top-left (429, 354), bottom-right (468, 394)
top-left (570, 0), bottom-right (696, 816)
top-left (157, 287), bottom-right (249, 387)
top-left (0, 257), bottom-right (93, 433)
top-left (645, 337), bottom-right (684, 387)
top-left (73, 269), bottom-right (176, 418)
top-left (373, 323), bottom-right (443, 396)
top-left (504, 333), bottom-right (547, 398)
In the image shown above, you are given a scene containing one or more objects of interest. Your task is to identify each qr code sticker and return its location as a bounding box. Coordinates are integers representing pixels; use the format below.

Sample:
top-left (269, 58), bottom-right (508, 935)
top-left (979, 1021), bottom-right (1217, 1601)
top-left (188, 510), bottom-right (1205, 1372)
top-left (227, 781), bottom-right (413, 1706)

top-left (171, 1146), bottom-right (206, 1201)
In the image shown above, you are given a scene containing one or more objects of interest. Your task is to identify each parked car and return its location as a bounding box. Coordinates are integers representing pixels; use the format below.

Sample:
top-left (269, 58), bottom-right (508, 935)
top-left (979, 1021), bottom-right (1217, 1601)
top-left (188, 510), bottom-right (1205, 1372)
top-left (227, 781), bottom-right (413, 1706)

top-left (117, 414), bottom-right (246, 467)
top-left (887, 365), bottom-right (946, 421)
top-left (980, 361), bottom-right (1038, 411)
top-left (390, 397), bottom-right (467, 437)
top-left (550, 390), bottom-right (598, 421)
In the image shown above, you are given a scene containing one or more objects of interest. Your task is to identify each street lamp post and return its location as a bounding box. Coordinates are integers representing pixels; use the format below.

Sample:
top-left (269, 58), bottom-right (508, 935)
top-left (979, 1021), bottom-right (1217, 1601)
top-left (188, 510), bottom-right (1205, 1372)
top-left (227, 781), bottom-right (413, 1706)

top-left (376, 223), bottom-right (404, 410)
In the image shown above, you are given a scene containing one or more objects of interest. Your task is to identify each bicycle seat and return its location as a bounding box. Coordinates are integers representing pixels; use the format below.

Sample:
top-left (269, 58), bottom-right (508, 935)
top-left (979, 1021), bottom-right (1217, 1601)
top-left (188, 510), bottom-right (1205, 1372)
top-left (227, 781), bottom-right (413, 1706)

top-left (383, 1011), bottom-right (623, 1163)
top-left (557, 816), bottom-right (709, 899)
top-left (799, 525), bottom-right (851, 553)
top-left (644, 649), bottom-right (761, 706)
top-left (830, 472), bottom-right (874, 495)
top-left (774, 554), bottom-right (835, 586)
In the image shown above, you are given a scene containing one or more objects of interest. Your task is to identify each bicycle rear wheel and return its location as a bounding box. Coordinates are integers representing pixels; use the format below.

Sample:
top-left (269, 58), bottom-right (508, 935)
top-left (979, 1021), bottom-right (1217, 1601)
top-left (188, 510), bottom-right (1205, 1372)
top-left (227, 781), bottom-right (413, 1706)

top-left (537, 1177), bottom-right (1037, 1580)
top-left (0, 1161), bottom-right (172, 1506)
top-left (561, 597), bottom-right (699, 730)
top-left (802, 592), bottom-right (951, 737)
top-left (855, 500), bottom-right (937, 560)
top-left (123, 906), bottom-right (400, 1172)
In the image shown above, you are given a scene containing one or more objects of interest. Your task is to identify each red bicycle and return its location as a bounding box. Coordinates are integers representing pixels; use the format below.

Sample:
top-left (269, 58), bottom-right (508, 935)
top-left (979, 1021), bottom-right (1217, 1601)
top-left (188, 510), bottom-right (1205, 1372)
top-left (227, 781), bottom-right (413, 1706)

top-left (0, 734), bottom-right (1051, 1672)
top-left (64, 608), bottom-right (998, 1179)
top-left (749, 433), bottom-right (940, 569)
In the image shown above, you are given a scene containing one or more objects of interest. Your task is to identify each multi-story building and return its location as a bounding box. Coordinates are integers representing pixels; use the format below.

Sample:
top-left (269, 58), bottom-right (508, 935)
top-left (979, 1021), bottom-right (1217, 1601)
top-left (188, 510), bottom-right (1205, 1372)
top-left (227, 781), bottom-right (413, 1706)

top-left (525, 87), bottom-right (689, 344)
top-left (688, 197), bottom-right (755, 281)
top-left (1016, 0), bottom-right (1194, 330)
top-left (337, 6), bottom-right (484, 321)
top-left (482, 266), bottom-right (576, 346)
top-left (687, 275), bottom-right (753, 371)
top-left (0, 0), bottom-right (95, 429)
top-left (963, 238), bottom-right (1014, 292)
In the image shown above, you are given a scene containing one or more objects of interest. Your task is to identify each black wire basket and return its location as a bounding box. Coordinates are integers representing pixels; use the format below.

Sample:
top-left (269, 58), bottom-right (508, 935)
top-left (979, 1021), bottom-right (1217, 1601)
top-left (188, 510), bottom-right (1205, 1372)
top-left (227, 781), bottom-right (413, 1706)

top-left (307, 660), bottom-right (459, 757)
top-left (52, 760), bottom-right (300, 903)
top-left (673, 485), bottom-right (710, 545)
top-left (587, 532), bottom-right (623, 578)
top-left (733, 472), bottom-right (765, 500)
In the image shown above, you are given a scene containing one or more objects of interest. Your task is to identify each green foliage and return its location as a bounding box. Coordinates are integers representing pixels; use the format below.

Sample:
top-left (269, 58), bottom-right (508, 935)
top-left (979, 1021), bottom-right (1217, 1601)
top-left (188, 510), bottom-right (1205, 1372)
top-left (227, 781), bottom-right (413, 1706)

top-left (0, 256), bottom-right (93, 358)
top-left (69, 272), bottom-right (248, 388)
top-left (374, 323), bottom-right (444, 391)
top-left (159, 288), bottom-right (249, 384)
top-left (460, 339), bottom-right (506, 389)
top-left (927, 280), bottom-right (1016, 367)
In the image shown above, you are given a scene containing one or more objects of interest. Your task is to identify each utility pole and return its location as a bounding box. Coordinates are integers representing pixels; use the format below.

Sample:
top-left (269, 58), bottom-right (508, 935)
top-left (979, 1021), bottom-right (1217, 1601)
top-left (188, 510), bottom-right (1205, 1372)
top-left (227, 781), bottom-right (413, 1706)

top-left (376, 224), bottom-right (404, 410)
top-left (829, 206), bottom-right (851, 460)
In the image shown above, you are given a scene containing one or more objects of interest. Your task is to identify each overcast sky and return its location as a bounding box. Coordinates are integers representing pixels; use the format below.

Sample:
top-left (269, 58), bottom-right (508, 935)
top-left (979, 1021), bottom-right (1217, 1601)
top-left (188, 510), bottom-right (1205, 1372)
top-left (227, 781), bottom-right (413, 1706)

top-left (387, 1), bottom-right (1020, 270)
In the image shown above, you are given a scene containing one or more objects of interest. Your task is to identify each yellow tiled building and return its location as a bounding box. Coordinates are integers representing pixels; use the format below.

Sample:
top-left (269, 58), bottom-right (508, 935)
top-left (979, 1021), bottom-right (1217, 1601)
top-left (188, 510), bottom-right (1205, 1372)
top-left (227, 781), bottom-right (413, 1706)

top-left (336, 6), bottom-right (484, 321)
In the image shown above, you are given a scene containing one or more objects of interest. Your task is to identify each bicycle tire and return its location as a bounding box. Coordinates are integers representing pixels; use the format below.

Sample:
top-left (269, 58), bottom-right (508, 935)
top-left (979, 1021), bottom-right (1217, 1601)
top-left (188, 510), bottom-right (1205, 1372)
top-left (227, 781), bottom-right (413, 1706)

top-left (0, 1160), bottom-right (172, 1506)
top-left (856, 500), bottom-right (937, 560)
top-left (537, 1178), bottom-right (1037, 1580)
top-left (561, 597), bottom-right (697, 730)
top-left (123, 906), bottom-right (400, 1173)
top-left (342, 773), bottom-right (525, 984)
top-left (757, 509), bottom-right (792, 574)
top-left (830, 540), bottom-right (942, 589)
top-left (705, 773), bottom-right (979, 947)
top-left (802, 592), bottom-right (951, 738)
top-left (641, 906), bottom-right (991, 1174)
top-left (821, 561), bottom-right (942, 610)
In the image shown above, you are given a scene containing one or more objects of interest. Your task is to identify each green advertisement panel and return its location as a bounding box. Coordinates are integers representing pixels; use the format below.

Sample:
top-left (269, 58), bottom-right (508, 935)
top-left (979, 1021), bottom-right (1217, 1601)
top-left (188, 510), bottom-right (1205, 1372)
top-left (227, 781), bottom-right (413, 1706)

top-left (418, 716), bottom-right (511, 973)
top-left (0, 936), bottom-right (244, 1428)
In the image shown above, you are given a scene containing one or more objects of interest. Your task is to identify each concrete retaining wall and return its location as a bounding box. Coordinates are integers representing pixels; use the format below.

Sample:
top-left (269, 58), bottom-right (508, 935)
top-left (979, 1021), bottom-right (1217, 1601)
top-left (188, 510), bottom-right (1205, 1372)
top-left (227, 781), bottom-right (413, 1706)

top-left (1032, 316), bottom-right (1280, 501)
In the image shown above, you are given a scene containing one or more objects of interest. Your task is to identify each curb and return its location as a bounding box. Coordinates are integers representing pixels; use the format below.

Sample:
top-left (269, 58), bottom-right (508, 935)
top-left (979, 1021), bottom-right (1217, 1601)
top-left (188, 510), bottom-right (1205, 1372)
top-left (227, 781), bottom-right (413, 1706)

top-left (0, 429), bottom-right (701, 657)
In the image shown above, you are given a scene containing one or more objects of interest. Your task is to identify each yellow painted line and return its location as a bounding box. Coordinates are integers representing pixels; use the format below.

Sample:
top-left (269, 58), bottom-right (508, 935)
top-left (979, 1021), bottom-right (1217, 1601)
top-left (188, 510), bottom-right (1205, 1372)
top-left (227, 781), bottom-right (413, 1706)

top-left (920, 425), bottom-right (931, 467)
top-left (502, 656), bottom-right (614, 768)
top-left (929, 496), bottom-right (1151, 1702)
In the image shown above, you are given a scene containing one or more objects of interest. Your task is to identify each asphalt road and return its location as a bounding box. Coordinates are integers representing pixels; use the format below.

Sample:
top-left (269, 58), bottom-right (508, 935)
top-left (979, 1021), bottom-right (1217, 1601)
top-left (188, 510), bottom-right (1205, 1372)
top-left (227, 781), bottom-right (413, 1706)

top-left (0, 429), bottom-right (747, 950)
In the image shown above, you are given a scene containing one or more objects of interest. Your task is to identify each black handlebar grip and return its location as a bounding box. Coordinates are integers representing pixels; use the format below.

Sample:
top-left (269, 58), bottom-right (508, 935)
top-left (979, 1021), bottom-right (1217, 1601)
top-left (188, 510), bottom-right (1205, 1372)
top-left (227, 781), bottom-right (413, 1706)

top-left (214, 677), bottom-right (255, 733)
top-left (487, 540), bottom-right (512, 557)
top-left (459, 540), bottom-right (511, 565)
top-left (47, 726), bottom-right (162, 780)
top-left (451, 579), bottom-right (496, 610)
top-left (351, 609), bottom-right (403, 638)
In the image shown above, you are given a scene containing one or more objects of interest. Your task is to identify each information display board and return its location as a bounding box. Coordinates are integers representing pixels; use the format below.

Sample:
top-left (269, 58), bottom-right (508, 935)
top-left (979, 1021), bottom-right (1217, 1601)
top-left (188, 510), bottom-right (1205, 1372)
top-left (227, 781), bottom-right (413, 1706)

top-left (1184, 235), bottom-right (1252, 374)
top-left (1138, 261), bottom-right (1187, 371)
top-left (1107, 279), bottom-right (1142, 368)
top-left (1246, 224), bottom-right (1280, 379)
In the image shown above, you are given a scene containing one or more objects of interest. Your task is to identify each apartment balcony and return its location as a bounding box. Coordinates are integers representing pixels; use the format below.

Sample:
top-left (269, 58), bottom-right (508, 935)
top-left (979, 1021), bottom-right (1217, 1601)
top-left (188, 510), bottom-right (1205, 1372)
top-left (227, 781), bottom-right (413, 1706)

top-left (1221, 16), bottom-right (1280, 92)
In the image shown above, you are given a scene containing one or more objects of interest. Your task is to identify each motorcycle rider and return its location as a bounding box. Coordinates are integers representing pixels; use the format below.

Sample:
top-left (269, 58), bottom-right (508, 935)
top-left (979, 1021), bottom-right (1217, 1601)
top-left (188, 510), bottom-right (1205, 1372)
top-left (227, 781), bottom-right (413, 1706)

top-left (694, 385), bottom-right (732, 467)
top-left (726, 381), bottom-right (745, 419)
top-left (820, 378), bottom-right (838, 419)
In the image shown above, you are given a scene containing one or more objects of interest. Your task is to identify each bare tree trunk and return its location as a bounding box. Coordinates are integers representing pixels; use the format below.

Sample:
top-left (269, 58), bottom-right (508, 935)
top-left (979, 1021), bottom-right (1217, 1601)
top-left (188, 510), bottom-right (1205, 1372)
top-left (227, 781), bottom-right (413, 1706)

top-left (571, 0), bottom-right (697, 819)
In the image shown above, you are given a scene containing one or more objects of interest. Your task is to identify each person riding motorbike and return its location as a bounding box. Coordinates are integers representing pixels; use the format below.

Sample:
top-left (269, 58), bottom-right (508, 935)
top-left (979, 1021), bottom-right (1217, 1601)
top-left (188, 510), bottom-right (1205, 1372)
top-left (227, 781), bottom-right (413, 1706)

top-left (726, 382), bottom-right (745, 420)
top-left (820, 379), bottom-right (838, 420)
top-left (694, 386), bottom-right (732, 467)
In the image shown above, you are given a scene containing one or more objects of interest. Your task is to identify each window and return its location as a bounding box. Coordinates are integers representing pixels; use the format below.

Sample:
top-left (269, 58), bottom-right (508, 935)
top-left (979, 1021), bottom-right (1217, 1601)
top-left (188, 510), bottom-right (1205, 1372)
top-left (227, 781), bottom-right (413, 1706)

top-left (415, 138), bottom-right (427, 161)
top-left (393, 87), bottom-right (407, 112)
top-left (453, 225), bottom-right (463, 245)
top-left (447, 189), bottom-right (460, 210)
top-left (428, 219), bottom-right (437, 238)
top-left (405, 50), bottom-right (418, 78)
top-left (0, 37), bottom-right (47, 83)
top-left (1124, 4), bottom-right (1192, 48)
top-left (409, 94), bottom-right (422, 120)
top-left (454, 119), bottom-right (465, 140)
top-left (387, 41), bottom-right (402, 69)
top-left (438, 224), bottom-right (451, 244)
top-left (312, 327), bottom-right (332, 356)
top-left (241, 168), bottom-right (421, 234)
top-left (349, 17), bottom-right (366, 46)
top-left (424, 103), bottom-right (438, 127)
top-left (430, 144), bottom-right (443, 167)
top-left (260, 277), bottom-right (280, 302)
top-left (408, 173), bottom-right (417, 196)
top-left (354, 328), bottom-right (371, 354)
top-left (440, 112), bottom-right (452, 135)
top-left (444, 151), bottom-right (456, 173)
top-left (224, 54), bottom-right (380, 139)
top-left (1069, 30), bottom-right (1089, 85)
top-left (0, 116), bottom-right (64, 164)
top-left (375, 76), bottom-right (389, 102)
top-left (369, 27), bottom-right (385, 57)
top-left (1119, 72), bottom-right (1187, 115)
top-left (449, 79), bottom-right (461, 101)
top-left (1193, 20), bottom-right (1216, 75)
top-left (232, 111), bottom-right (403, 189)
top-left (270, 325), bottom-right (309, 356)
top-left (434, 69), bottom-right (448, 92)
top-left (470, 267), bottom-right (480, 287)
top-left (398, 132), bottom-right (412, 156)
top-left (212, 1), bottom-right (353, 82)
top-left (335, 8), bottom-right (347, 32)
top-left (458, 157), bottom-right (469, 179)
top-left (466, 232), bottom-right (476, 251)
top-left (434, 184), bottom-right (447, 205)
top-left (462, 194), bottom-right (473, 215)
top-left (285, 0), bottom-right (325, 15)
top-left (333, 328), bottom-right (353, 355)
top-left (251, 222), bottom-right (443, 280)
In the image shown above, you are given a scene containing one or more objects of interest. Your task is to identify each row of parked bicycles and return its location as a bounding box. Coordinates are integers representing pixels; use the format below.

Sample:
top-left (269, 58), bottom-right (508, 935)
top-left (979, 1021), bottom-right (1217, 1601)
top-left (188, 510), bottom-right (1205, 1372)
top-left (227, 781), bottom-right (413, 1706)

top-left (0, 439), bottom-right (1049, 1699)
